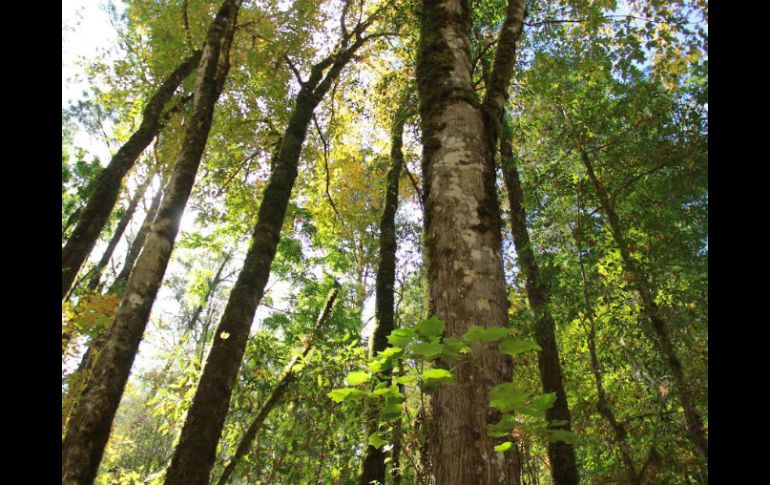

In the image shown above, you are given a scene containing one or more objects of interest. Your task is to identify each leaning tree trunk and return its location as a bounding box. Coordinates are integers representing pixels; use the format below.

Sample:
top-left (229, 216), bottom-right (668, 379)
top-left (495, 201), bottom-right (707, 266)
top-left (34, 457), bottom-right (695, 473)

top-left (61, 50), bottom-right (201, 301)
top-left (216, 289), bottom-right (338, 485)
top-left (164, 33), bottom-right (368, 485)
top-left (61, 3), bottom-right (239, 483)
top-left (500, 121), bottom-right (579, 484)
top-left (417, 0), bottom-right (519, 482)
top-left (109, 170), bottom-right (168, 296)
top-left (579, 147), bottom-right (708, 461)
top-left (358, 110), bottom-right (406, 485)
top-left (481, 0), bottom-right (579, 480)
top-left (81, 166), bottom-right (158, 294)
top-left (574, 198), bottom-right (640, 485)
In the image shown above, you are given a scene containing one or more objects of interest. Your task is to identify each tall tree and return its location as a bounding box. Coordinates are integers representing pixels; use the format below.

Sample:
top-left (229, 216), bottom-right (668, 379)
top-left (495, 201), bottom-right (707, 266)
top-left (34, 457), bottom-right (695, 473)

top-left (82, 165), bottom-right (158, 294)
top-left (164, 8), bottom-right (388, 482)
top-left (480, 0), bottom-right (580, 480)
top-left (61, 2), bottom-right (241, 482)
top-left (61, 50), bottom-right (201, 300)
top-left (109, 170), bottom-right (168, 296)
top-left (358, 103), bottom-right (408, 485)
top-left (416, 0), bottom-right (519, 482)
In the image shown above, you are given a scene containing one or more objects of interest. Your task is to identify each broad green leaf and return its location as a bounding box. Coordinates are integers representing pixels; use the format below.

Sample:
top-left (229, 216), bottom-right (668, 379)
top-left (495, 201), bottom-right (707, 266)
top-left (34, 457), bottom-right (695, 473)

top-left (367, 431), bottom-right (387, 449)
top-left (373, 385), bottom-right (402, 399)
top-left (411, 341), bottom-right (444, 360)
top-left (345, 371), bottom-right (372, 386)
top-left (494, 441), bottom-right (514, 452)
top-left (388, 328), bottom-right (417, 346)
top-left (499, 338), bottom-right (541, 356)
top-left (489, 383), bottom-right (528, 413)
top-left (328, 388), bottom-right (364, 403)
top-left (441, 338), bottom-right (470, 359)
top-left (421, 368), bottom-right (454, 383)
top-left (463, 325), bottom-right (511, 343)
top-left (487, 414), bottom-right (518, 437)
top-left (415, 316), bottom-right (445, 338)
top-left (368, 358), bottom-right (389, 373)
top-left (394, 374), bottom-right (419, 385)
top-left (379, 346), bottom-right (403, 359)
top-left (380, 403), bottom-right (402, 421)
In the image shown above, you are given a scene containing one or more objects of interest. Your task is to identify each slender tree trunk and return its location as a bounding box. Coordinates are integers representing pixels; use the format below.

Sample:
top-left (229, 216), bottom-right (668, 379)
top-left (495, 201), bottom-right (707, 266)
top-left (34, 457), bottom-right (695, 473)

top-left (164, 32), bottom-right (368, 485)
top-left (82, 167), bottom-right (158, 294)
top-left (482, 0), bottom-right (579, 479)
top-left (579, 148), bottom-right (708, 461)
top-left (215, 289), bottom-right (339, 485)
top-left (500, 121), bottom-right (579, 484)
top-left (574, 200), bottom-right (640, 485)
top-left (359, 111), bottom-right (406, 485)
top-left (187, 252), bottom-right (232, 332)
top-left (61, 3), bottom-right (239, 482)
top-left (109, 171), bottom-right (168, 296)
top-left (417, 1), bottom-right (519, 482)
top-left (61, 50), bottom-right (202, 300)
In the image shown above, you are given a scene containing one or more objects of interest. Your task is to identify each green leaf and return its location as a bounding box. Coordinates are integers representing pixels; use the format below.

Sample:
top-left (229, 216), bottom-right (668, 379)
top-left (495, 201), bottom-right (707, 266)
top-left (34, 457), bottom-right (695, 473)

top-left (379, 346), bottom-right (403, 359)
top-left (388, 328), bottom-right (417, 346)
top-left (463, 325), bottom-right (511, 343)
top-left (380, 402), bottom-right (403, 421)
top-left (441, 338), bottom-right (470, 359)
top-left (344, 371), bottom-right (371, 386)
top-left (411, 341), bottom-right (444, 360)
top-left (327, 388), bottom-right (364, 403)
top-left (489, 383), bottom-right (528, 413)
top-left (499, 338), bottom-right (541, 356)
top-left (373, 385), bottom-right (402, 399)
top-left (367, 431), bottom-right (387, 449)
top-left (494, 441), bottom-right (514, 452)
top-left (421, 368), bottom-right (454, 383)
top-left (415, 316), bottom-right (445, 338)
top-left (367, 358), bottom-right (390, 373)
top-left (487, 414), bottom-right (518, 437)
top-left (394, 374), bottom-right (419, 385)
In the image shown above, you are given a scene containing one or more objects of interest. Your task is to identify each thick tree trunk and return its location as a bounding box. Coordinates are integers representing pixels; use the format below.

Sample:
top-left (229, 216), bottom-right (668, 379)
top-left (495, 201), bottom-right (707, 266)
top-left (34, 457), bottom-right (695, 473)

top-left (164, 36), bottom-right (366, 485)
top-left (109, 172), bottom-right (168, 296)
top-left (61, 3), bottom-right (239, 483)
top-left (500, 122), bottom-right (579, 484)
top-left (215, 289), bottom-right (338, 485)
top-left (358, 112), bottom-right (405, 485)
top-left (61, 50), bottom-right (201, 301)
top-left (579, 148), bottom-right (708, 461)
top-left (82, 167), bottom-right (157, 294)
top-left (417, 1), bottom-right (519, 483)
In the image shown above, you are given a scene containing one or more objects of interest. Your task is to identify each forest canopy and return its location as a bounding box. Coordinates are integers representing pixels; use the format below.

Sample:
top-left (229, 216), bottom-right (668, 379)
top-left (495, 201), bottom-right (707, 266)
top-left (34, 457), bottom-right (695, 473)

top-left (62, 0), bottom-right (707, 483)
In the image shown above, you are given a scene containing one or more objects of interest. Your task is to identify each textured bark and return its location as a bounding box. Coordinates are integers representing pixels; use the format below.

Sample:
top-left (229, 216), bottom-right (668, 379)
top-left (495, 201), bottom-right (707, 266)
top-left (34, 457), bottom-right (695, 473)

top-left (61, 50), bottom-right (201, 301)
top-left (83, 167), bottom-right (157, 294)
top-left (109, 172), bottom-right (168, 296)
top-left (417, 1), bottom-right (519, 483)
top-left (478, 1), bottom-right (579, 480)
top-left (500, 122), bottom-right (578, 484)
top-left (61, 3), bottom-right (238, 483)
top-left (579, 148), bottom-right (708, 461)
top-left (164, 36), bottom-right (366, 485)
top-left (358, 112), bottom-right (406, 485)
top-left (215, 289), bottom-right (339, 485)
